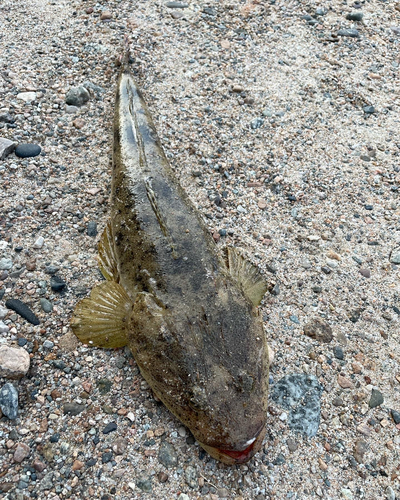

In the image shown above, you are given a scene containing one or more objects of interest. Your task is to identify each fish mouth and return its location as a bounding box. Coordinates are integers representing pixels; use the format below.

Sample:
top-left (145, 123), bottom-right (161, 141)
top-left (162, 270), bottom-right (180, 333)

top-left (198, 424), bottom-right (266, 465)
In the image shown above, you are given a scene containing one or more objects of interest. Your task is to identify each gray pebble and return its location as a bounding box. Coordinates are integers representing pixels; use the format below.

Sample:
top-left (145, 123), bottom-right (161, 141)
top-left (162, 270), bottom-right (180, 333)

top-left (353, 439), bottom-right (368, 463)
top-left (346, 12), bottom-right (364, 21)
top-left (333, 346), bottom-right (344, 360)
top-left (0, 137), bottom-right (16, 160)
top-left (166, 1), bottom-right (188, 8)
top-left (0, 320), bottom-right (8, 334)
top-left (40, 298), bottom-right (53, 313)
top-left (158, 441), bottom-right (178, 468)
top-left (0, 258), bottom-right (13, 270)
top-left (63, 402), bottom-right (86, 415)
top-left (386, 486), bottom-right (396, 500)
top-left (185, 465), bottom-right (198, 489)
top-left (0, 382), bottom-right (19, 419)
top-left (65, 105), bottom-right (79, 114)
top-left (43, 340), bottom-right (54, 349)
top-left (87, 221), bottom-right (98, 237)
top-left (65, 86), bottom-right (90, 107)
top-left (337, 29), bottom-right (360, 38)
top-left (136, 477), bottom-right (152, 492)
top-left (390, 248), bottom-right (400, 264)
top-left (250, 117), bottom-right (264, 130)
top-left (271, 374), bottom-right (323, 437)
top-left (369, 388), bottom-right (384, 408)
top-left (390, 409), bottom-right (400, 425)
top-left (0, 306), bottom-right (7, 319)
top-left (15, 143), bottom-right (41, 158)
top-left (363, 105), bottom-right (375, 114)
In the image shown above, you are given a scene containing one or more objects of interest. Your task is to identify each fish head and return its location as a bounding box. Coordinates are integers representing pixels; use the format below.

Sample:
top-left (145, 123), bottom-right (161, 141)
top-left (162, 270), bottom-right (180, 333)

top-left (128, 289), bottom-right (269, 465)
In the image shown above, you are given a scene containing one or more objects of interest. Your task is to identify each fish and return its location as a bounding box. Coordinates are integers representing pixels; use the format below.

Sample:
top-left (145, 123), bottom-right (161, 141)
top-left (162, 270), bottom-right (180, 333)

top-left (71, 46), bottom-right (270, 465)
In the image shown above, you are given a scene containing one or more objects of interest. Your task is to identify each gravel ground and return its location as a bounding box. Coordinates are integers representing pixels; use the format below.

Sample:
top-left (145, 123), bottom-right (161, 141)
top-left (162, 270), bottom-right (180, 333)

top-left (0, 0), bottom-right (400, 499)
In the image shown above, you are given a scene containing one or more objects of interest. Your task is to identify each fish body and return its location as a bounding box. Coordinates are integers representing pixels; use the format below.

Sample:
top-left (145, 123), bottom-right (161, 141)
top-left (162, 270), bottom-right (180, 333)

top-left (71, 61), bottom-right (269, 464)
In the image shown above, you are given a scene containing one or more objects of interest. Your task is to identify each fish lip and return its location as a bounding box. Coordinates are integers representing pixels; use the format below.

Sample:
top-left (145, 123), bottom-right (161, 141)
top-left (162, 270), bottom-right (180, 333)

top-left (216, 423), bottom-right (266, 464)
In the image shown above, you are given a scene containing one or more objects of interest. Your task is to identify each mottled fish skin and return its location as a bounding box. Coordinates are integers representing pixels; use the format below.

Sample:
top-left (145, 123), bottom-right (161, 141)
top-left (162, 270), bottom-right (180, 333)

top-left (73, 60), bottom-right (270, 465)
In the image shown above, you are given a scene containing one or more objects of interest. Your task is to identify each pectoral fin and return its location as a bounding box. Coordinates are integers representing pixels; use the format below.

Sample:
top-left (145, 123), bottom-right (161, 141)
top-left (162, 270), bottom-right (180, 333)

top-left (225, 247), bottom-right (268, 307)
top-left (71, 281), bottom-right (132, 348)
top-left (98, 221), bottom-right (120, 282)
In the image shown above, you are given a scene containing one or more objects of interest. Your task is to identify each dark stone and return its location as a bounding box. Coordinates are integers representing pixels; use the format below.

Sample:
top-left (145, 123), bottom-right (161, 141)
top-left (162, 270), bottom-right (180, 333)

top-left (97, 378), bottom-right (112, 394)
top-left (333, 346), bottom-right (344, 360)
top-left (346, 12), bottom-right (363, 21)
top-left (14, 143), bottom-right (41, 158)
top-left (102, 422), bottom-right (118, 434)
top-left (87, 222), bottom-right (98, 237)
top-left (65, 86), bottom-right (90, 107)
top-left (349, 308), bottom-right (363, 323)
top-left (86, 458), bottom-right (97, 467)
top-left (391, 409), bottom-right (400, 425)
top-left (63, 403), bottom-right (86, 415)
top-left (50, 276), bottom-right (66, 292)
top-left (158, 442), bottom-right (178, 468)
top-left (50, 433), bottom-right (60, 443)
top-left (369, 389), bottom-right (384, 408)
top-left (363, 106), bottom-right (375, 114)
top-left (271, 374), bottom-right (323, 437)
top-left (102, 452), bottom-right (113, 463)
top-left (5, 299), bottom-right (39, 325)
top-left (0, 383), bottom-right (19, 419)
top-left (17, 338), bottom-right (28, 347)
top-left (136, 477), bottom-right (152, 492)
top-left (273, 453), bottom-right (286, 465)
top-left (321, 266), bottom-right (331, 274)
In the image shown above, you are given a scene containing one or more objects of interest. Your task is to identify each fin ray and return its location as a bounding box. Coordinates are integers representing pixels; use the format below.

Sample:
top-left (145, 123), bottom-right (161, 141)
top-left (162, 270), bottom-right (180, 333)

top-left (98, 221), bottom-right (119, 282)
top-left (225, 247), bottom-right (268, 307)
top-left (71, 281), bottom-right (132, 348)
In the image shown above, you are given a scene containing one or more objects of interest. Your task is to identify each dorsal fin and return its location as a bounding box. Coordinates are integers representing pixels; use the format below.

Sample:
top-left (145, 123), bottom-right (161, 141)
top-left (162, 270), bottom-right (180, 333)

top-left (225, 247), bottom-right (268, 307)
top-left (98, 221), bottom-right (120, 282)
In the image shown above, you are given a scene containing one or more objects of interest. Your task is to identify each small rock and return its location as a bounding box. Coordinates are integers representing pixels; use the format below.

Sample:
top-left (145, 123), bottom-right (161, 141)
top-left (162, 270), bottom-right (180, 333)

top-left (65, 105), bottom-right (79, 114)
top-left (17, 92), bottom-right (36, 102)
top-left (185, 465), bottom-right (198, 489)
top-left (65, 86), bottom-right (90, 107)
top-left (304, 317), bottom-right (333, 343)
top-left (33, 236), bottom-right (44, 249)
top-left (359, 268), bottom-right (370, 278)
top-left (136, 477), bottom-right (152, 492)
top-left (250, 117), bottom-right (264, 130)
top-left (100, 11), bottom-right (113, 20)
top-left (391, 409), bottom-right (400, 425)
top-left (15, 143), bottom-right (41, 158)
top-left (346, 12), bottom-right (364, 21)
top-left (390, 248), bottom-right (400, 264)
top-left (386, 486), bottom-right (396, 500)
top-left (103, 422), bottom-right (118, 434)
top-left (102, 451), bottom-right (113, 463)
top-left (287, 438), bottom-right (298, 452)
top-left (166, 1), bottom-right (188, 7)
top-left (363, 106), bottom-right (375, 115)
top-left (87, 221), bottom-right (98, 237)
top-left (158, 471), bottom-right (168, 483)
top-left (0, 345), bottom-right (30, 379)
top-left (0, 258), bottom-right (13, 270)
top-left (158, 442), bottom-right (178, 468)
top-left (33, 459), bottom-right (45, 472)
top-left (72, 460), bottom-right (84, 471)
top-left (63, 402), bottom-right (86, 415)
top-left (353, 439), bottom-right (368, 463)
top-left (13, 443), bottom-right (30, 463)
top-left (43, 340), bottom-right (54, 349)
top-left (369, 389), bottom-right (384, 408)
top-left (0, 138), bottom-right (16, 160)
top-left (0, 321), bottom-right (9, 334)
top-left (338, 375), bottom-right (354, 389)
top-left (50, 275), bottom-right (66, 292)
top-left (333, 346), bottom-right (344, 360)
top-left (218, 489), bottom-right (229, 498)
top-left (337, 28), bottom-right (359, 37)
top-left (40, 298), bottom-right (53, 313)
top-left (112, 437), bottom-right (128, 455)
top-left (0, 383), bottom-right (18, 419)
top-left (72, 118), bottom-right (85, 129)
top-left (5, 299), bottom-right (40, 325)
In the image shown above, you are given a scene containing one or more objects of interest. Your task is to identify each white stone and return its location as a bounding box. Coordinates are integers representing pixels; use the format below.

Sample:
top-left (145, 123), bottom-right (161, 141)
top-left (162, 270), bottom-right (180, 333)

top-left (0, 138), bottom-right (16, 160)
top-left (33, 236), bottom-right (44, 249)
top-left (0, 321), bottom-right (9, 333)
top-left (17, 92), bottom-right (37, 102)
top-left (0, 345), bottom-right (30, 379)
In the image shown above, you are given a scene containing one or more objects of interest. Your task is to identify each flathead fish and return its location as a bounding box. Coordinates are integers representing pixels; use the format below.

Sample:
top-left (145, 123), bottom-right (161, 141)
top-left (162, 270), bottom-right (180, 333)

top-left (71, 49), bottom-right (270, 464)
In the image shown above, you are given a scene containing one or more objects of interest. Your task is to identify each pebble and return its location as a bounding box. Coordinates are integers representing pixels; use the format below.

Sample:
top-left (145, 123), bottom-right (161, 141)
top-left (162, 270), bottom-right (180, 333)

top-left (359, 268), bottom-right (370, 278)
top-left (369, 388), bottom-right (384, 408)
top-left (391, 409), bottom-right (400, 425)
top-left (87, 221), bottom-right (98, 237)
top-left (303, 317), bottom-right (333, 343)
top-left (136, 477), bottom-right (152, 492)
top-left (0, 137), bottom-right (16, 160)
top-left (16, 92), bottom-right (36, 102)
top-left (287, 438), bottom-right (298, 452)
top-left (65, 86), bottom-right (90, 107)
top-left (250, 117), bottom-right (264, 130)
top-left (185, 465), bottom-right (198, 488)
top-left (65, 105), bottom-right (79, 114)
top-left (337, 375), bottom-right (354, 389)
top-left (14, 143), bottom-right (41, 158)
top-left (103, 422), bottom-right (118, 434)
top-left (0, 258), bottom-right (13, 270)
top-left (337, 29), bottom-right (360, 38)
top-left (0, 345), bottom-right (30, 379)
top-left (33, 236), bottom-right (45, 249)
top-left (50, 275), bottom-right (66, 291)
top-left (40, 298), bottom-right (53, 313)
top-left (333, 346), bottom-right (344, 360)
top-left (63, 402), bottom-right (86, 415)
top-left (166, 1), bottom-right (189, 7)
top-left (43, 340), bottom-right (54, 349)
top-left (13, 443), bottom-right (30, 463)
top-left (363, 105), bottom-right (375, 115)
top-left (353, 439), bottom-right (368, 463)
top-left (158, 441), bottom-right (178, 468)
top-left (271, 374), bottom-right (323, 437)
top-left (5, 298), bottom-right (40, 325)
top-left (0, 383), bottom-right (19, 419)
top-left (390, 248), bottom-right (400, 264)
top-left (346, 12), bottom-right (364, 21)
top-left (0, 321), bottom-right (9, 333)
top-left (100, 11), bottom-right (113, 21)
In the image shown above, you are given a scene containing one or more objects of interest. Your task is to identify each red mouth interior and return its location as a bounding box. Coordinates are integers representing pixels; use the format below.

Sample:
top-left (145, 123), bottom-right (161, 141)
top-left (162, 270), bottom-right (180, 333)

top-left (218, 440), bottom-right (256, 461)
